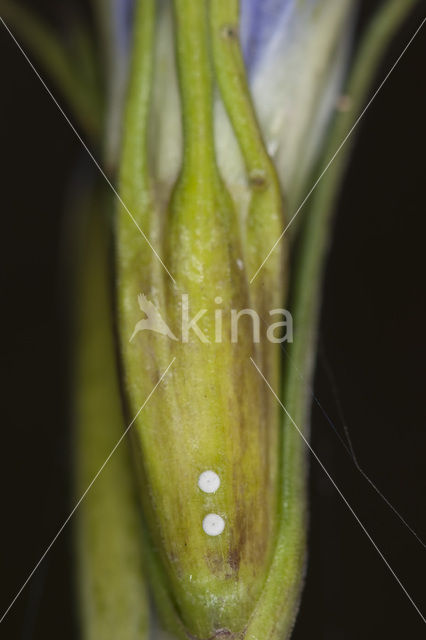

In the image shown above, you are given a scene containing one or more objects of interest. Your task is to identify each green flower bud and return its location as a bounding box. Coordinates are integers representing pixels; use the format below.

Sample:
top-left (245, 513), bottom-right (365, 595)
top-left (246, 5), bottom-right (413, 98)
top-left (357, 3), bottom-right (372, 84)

top-left (115, 0), bottom-right (411, 638)
top-left (0, 0), bottom-right (417, 637)
top-left (117, 2), bottom-right (286, 638)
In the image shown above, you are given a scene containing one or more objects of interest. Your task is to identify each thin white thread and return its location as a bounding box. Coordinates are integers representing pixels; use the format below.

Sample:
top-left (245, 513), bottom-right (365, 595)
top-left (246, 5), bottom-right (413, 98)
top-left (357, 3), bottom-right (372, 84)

top-left (250, 356), bottom-right (426, 625)
top-left (0, 17), bottom-right (176, 285)
top-left (0, 358), bottom-right (175, 624)
top-left (250, 16), bottom-right (426, 284)
top-left (317, 346), bottom-right (425, 548)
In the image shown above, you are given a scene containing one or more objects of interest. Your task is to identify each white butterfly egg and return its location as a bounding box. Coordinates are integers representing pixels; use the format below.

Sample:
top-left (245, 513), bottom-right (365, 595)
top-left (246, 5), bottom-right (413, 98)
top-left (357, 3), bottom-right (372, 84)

top-left (198, 470), bottom-right (221, 494)
top-left (202, 514), bottom-right (225, 537)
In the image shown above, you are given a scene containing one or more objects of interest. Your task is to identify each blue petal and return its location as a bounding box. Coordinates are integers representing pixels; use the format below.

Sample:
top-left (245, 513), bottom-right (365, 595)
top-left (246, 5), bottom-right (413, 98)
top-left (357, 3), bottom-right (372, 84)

top-left (111, 0), bottom-right (134, 53)
top-left (240, 0), bottom-right (320, 75)
top-left (241, 0), bottom-right (291, 72)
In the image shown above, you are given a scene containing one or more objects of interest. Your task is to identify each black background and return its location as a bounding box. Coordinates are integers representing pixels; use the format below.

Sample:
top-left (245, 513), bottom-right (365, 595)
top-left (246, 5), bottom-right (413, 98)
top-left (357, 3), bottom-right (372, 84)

top-left (1, 1), bottom-right (425, 638)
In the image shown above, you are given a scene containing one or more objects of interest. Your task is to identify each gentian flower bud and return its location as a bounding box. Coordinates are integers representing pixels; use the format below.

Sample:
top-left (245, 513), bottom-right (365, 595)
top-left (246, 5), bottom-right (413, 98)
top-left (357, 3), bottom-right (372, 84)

top-left (1, 0), bottom-right (418, 638)
top-left (117, 1), bottom-right (355, 638)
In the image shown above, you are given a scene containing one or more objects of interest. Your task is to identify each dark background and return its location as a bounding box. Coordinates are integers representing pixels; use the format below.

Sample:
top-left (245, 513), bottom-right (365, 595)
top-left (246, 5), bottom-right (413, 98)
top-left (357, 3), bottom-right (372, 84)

top-left (1, 1), bottom-right (425, 638)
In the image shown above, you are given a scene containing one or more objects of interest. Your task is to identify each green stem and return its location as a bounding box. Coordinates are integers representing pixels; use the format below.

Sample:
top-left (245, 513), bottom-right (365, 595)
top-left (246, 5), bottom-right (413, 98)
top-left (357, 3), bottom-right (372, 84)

top-left (119, 0), bottom-right (155, 218)
top-left (118, 0), bottom-right (156, 286)
top-left (173, 0), bottom-right (216, 178)
top-left (209, 0), bottom-right (271, 172)
top-left (209, 0), bottom-right (287, 303)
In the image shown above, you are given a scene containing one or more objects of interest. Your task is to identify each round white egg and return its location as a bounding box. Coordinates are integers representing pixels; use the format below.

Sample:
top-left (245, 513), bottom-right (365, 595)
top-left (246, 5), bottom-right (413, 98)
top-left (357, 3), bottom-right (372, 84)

top-left (198, 470), bottom-right (221, 494)
top-left (202, 513), bottom-right (225, 536)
